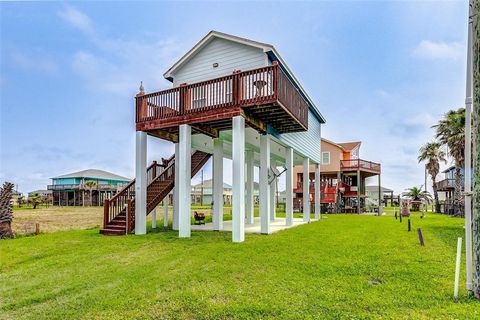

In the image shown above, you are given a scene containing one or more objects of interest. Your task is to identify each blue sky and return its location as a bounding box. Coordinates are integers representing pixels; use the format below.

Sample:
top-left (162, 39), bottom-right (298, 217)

top-left (0, 1), bottom-right (468, 194)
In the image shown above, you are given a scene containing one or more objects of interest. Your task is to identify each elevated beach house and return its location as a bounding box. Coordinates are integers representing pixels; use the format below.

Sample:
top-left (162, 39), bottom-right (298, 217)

top-left (293, 138), bottom-right (381, 214)
top-left (48, 169), bottom-right (130, 206)
top-left (100, 31), bottom-right (326, 242)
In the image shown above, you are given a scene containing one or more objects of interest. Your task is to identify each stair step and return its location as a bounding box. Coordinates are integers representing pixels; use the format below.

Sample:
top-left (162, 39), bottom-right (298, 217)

top-left (109, 220), bottom-right (126, 226)
top-left (100, 228), bottom-right (126, 236)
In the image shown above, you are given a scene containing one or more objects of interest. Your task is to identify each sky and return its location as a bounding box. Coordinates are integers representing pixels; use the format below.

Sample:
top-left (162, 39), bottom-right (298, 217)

top-left (0, 1), bottom-right (469, 195)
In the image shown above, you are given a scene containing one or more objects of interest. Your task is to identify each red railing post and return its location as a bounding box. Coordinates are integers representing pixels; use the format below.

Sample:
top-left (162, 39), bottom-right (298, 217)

top-left (126, 199), bottom-right (132, 234)
top-left (152, 160), bottom-right (157, 180)
top-left (179, 83), bottom-right (187, 114)
top-left (272, 61), bottom-right (279, 100)
top-left (103, 199), bottom-right (109, 228)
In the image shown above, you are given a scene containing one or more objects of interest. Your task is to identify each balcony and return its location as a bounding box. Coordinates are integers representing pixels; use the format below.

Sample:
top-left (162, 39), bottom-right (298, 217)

top-left (437, 178), bottom-right (455, 191)
top-left (340, 159), bottom-right (381, 174)
top-left (135, 63), bottom-right (309, 138)
top-left (48, 184), bottom-right (127, 191)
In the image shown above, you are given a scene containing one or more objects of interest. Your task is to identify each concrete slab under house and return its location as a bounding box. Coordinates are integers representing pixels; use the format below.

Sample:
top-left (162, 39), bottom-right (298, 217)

top-left (100, 31), bottom-right (327, 242)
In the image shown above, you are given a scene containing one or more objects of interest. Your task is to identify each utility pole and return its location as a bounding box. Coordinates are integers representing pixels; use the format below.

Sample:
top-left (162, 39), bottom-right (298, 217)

top-left (464, 0), bottom-right (474, 294)
top-left (470, 0), bottom-right (480, 299)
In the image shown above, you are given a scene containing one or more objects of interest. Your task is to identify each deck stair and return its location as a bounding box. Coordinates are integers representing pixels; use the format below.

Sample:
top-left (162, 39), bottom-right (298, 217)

top-left (100, 150), bottom-right (211, 235)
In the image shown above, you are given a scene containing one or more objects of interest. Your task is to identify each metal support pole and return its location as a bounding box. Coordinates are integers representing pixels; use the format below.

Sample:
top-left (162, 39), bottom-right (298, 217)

top-left (464, 0), bottom-right (474, 292)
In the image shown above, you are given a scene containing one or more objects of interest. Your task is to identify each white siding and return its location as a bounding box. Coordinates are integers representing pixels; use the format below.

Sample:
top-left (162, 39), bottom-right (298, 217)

top-left (172, 38), bottom-right (268, 86)
top-left (274, 109), bottom-right (322, 164)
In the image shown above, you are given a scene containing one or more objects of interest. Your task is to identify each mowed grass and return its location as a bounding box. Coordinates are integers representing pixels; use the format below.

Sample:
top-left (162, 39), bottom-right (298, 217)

top-left (1, 212), bottom-right (478, 319)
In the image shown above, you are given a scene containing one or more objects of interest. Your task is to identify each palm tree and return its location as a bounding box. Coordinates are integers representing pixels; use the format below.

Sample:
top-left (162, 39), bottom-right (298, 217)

top-left (418, 142), bottom-right (446, 213)
top-left (28, 193), bottom-right (42, 209)
top-left (0, 182), bottom-right (15, 239)
top-left (84, 181), bottom-right (97, 206)
top-left (404, 186), bottom-right (433, 211)
top-left (433, 108), bottom-right (466, 215)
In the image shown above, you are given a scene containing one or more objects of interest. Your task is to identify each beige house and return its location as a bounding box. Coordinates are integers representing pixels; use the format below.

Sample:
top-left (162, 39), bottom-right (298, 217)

top-left (293, 138), bottom-right (381, 213)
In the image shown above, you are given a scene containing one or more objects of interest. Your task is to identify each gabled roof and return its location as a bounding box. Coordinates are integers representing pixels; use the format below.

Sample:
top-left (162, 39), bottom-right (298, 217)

top-left (338, 141), bottom-right (361, 151)
top-left (321, 138), bottom-right (345, 151)
top-left (163, 30), bottom-right (326, 124)
top-left (442, 165), bottom-right (455, 173)
top-left (365, 185), bottom-right (394, 193)
top-left (192, 179), bottom-right (232, 189)
top-left (52, 169), bottom-right (130, 181)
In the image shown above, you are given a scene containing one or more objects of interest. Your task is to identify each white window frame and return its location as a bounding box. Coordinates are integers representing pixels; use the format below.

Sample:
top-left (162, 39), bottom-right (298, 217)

top-left (322, 151), bottom-right (330, 165)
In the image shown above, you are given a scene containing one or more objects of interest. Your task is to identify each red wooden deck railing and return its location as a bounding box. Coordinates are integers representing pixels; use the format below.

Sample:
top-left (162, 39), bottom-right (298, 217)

top-left (135, 63), bottom-right (308, 130)
top-left (103, 160), bottom-right (170, 232)
top-left (340, 159), bottom-right (381, 173)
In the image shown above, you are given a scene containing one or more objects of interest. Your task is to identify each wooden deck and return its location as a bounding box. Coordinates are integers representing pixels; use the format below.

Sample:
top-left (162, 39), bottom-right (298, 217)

top-left (340, 159), bottom-right (381, 175)
top-left (135, 63), bottom-right (309, 141)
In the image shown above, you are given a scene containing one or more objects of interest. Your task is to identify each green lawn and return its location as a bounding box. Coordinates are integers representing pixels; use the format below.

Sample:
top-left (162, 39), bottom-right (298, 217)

top-left (1, 212), bottom-right (478, 319)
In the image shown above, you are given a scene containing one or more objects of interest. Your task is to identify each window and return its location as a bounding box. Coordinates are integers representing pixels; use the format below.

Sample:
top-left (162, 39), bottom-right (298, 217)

top-left (322, 152), bottom-right (330, 165)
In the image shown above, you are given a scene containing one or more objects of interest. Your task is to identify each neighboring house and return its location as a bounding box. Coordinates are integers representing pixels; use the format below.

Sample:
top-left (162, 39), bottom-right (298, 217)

top-left (191, 179), bottom-right (233, 205)
top-left (102, 30), bottom-right (326, 241)
top-left (11, 189), bottom-right (23, 206)
top-left (191, 179), bottom-right (260, 205)
top-left (365, 185), bottom-right (394, 207)
top-left (293, 138), bottom-right (381, 213)
top-left (28, 189), bottom-right (52, 197)
top-left (436, 165), bottom-right (473, 215)
top-left (48, 169), bottom-right (130, 206)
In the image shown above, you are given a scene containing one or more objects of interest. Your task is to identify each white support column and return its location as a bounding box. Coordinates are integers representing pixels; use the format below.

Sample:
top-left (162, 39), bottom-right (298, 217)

top-left (232, 116), bottom-right (245, 243)
top-left (285, 147), bottom-right (294, 226)
top-left (173, 143), bottom-right (179, 231)
top-left (212, 138), bottom-right (224, 231)
top-left (245, 149), bottom-right (254, 224)
top-left (260, 134), bottom-right (271, 234)
top-left (152, 208), bottom-right (157, 229)
top-left (135, 131), bottom-right (147, 235)
top-left (303, 157), bottom-right (310, 222)
top-left (178, 124), bottom-right (191, 238)
top-left (270, 173), bottom-right (276, 221)
top-left (163, 197), bottom-right (169, 227)
top-left (315, 163), bottom-right (321, 220)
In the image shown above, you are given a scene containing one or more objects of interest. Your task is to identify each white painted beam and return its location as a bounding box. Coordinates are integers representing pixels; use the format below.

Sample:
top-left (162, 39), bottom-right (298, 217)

top-left (260, 134), bottom-right (271, 234)
top-left (246, 149), bottom-right (254, 224)
top-left (163, 197), bottom-right (169, 227)
top-left (178, 124), bottom-right (191, 238)
top-left (270, 173), bottom-right (276, 221)
top-left (303, 157), bottom-right (310, 222)
top-left (315, 163), bottom-right (321, 220)
top-left (152, 208), bottom-right (157, 229)
top-left (173, 143), bottom-right (179, 231)
top-left (285, 147), bottom-right (294, 226)
top-left (232, 116), bottom-right (245, 243)
top-left (213, 138), bottom-right (224, 231)
top-left (135, 131), bottom-right (147, 235)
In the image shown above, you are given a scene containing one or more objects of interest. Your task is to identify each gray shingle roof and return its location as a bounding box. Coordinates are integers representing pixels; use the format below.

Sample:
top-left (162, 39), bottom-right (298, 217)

top-left (52, 169), bottom-right (131, 181)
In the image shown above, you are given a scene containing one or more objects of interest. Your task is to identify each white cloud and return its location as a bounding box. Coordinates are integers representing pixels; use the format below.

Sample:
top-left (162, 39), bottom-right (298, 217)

top-left (10, 50), bottom-right (58, 74)
top-left (58, 5), bottom-right (94, 34)
top-left (58, 6), bottom-right (182, 95)
top-left (412, 40), bottom-right (464, 61)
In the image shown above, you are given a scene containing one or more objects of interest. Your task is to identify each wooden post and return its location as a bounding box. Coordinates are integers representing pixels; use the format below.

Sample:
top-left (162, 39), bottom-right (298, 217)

top-left (126, 199), bottom-right (132, 234)
top-left (103, 199), bottom-right (109, 228)
top-left (417, 228), bottom-right (425, 246)
top-left (35, 223), bottom-right (40, 235)
top-left (408, 218), bottom-right (411, 232)
top-left (357, 169), bottom-right (361, 214)
top-left (152, 160), bottom-right (157, 181)
top-left (336, 172), bottom-right (341, 213)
